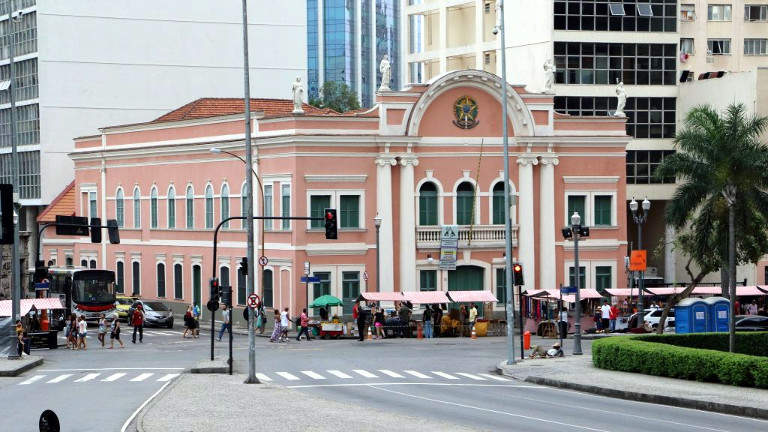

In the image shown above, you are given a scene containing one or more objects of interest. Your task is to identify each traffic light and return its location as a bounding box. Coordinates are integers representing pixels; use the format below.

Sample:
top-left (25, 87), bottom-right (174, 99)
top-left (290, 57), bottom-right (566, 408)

top-left (210, 278), bottom-right (220, 301)
top-left (0, 184), bottom-right (13, 245)
top-left (240, 257), bottom-right (248, 276)
top-left (90, 217), bottom-right (102, 243)
top-left (512, 263), bottom-right (524, 286)
top-left (107, 219), bottom-right (120, 244)
top-left (324, 208), bottom-right (337, 240)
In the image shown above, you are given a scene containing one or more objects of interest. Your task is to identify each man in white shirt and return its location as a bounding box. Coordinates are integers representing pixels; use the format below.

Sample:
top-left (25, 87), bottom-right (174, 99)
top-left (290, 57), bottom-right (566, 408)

top-left (217, 306), bottom-right (230, 341)
top-left (557, 307), bottom-right (569, 338)
top-left (280, 307), bottom-right (290, 342)
top-left (600, 301), bottom-right (611, 333)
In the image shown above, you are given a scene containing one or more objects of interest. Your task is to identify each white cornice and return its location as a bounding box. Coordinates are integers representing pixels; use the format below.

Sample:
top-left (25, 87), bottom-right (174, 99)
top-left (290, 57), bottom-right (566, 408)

top-left (304, 175), bottom-right (368, 183)
top-left (563, 176), bottom-right (620, 184)
top-left (305, 243), bottom-right (368, 256)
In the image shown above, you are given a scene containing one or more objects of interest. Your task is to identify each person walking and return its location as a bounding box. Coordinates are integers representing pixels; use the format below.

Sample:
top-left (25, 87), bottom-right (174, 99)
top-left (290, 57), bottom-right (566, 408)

top-left (373, 307), bottom-right (386, 339)
top-left (15, 320), bottom-right (24, 357)
top-left (600, 301), bottom-right (611, 333)
top-left (269, 309), bottom-right (282, 342)
top-left (132, 304), bottom-right (145, 343)
top-left (609, 303), bottom-right (620, 332)
top-left (280, 307), bottom-right (290, 342)
top-left (398, 302), bottom-right (411, 338)
top-left (469, 303), bottom-right (478, 328)
top-left (109, 314), bottom-right (124, 348)
top-left (77, 316), bottom-right (88, 350)
top-left (357, 302), bottom-right (368, 342)
top-left (183, 306), bottom-right (194, 338)
top-left (256, 304), bottom-right (266, 334)
top-left (460, 305), bottom-right (469, 335)
top-left (296, 308), bottom-right (313, 341)
top-left (217, 306), bottom-right (231, 341)
top-left (67, 315), bottom-right (77, 350)
top-left (432, 304), bottom-right (443, 337)
top-left (98, 313), bottom-right (107, 348)
top-left (193, 303), bottom-right (201, 337)
top-left (422, 306), bottom-right (433, 338)
top-left (557, 307), bottom-right (569, 339)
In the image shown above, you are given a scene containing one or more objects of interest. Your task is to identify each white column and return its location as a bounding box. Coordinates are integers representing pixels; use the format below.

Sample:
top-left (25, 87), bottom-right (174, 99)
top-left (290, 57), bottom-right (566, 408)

top-left (376, 157), bottom-right (397, 292)
top-left (399, 156), bottom-right (419, 293)
top-left (539, 155), bottom-right (558, 291)
top-left (475, 0), bottom-right (484, 69)
top-left (664, 225), bottom-right (676, 283)
top-left (517, 154), bottom-right (538, 290)
top-left (439, 6), bottom-right (447, 73)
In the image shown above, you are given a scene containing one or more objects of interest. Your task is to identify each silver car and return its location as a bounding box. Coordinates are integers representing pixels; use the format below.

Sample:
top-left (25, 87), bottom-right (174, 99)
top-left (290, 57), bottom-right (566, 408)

top-left (129, 300), bottom-right (174, 329)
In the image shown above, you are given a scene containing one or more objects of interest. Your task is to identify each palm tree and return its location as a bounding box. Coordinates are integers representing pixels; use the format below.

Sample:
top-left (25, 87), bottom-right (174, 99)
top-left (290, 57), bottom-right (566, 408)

top-left (656, 103), bottom-right (768, 352)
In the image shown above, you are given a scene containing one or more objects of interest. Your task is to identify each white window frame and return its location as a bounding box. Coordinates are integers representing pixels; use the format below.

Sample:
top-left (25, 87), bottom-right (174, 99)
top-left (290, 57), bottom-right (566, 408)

top-left (115, 187), bottom-right (125, 228)
top-left (167, 185), bottom-right (176, 229)
top-left (745, 4), bottom-right (768, 22)
top-left (708, 38), bottom-right (732, 55)
top-left (415, 177), bottom-right (446, 227)
top-left (707, 5), bottom-right (732, 21)
top-left (680, 4), bottom-right (696, 22)
top-left (133, 186), bottom-right (141, 229)
top-left (281, 183), bottom-right (291, 231)
top-left (680, 38), bottom-right (695, 55)
top-left (305, 190), bottom-right (365, 231)
top-left (564, 191), bottom-right (618, 227)
top-left (205, 183), bottom-right (214, 230)
top-left (744, 38), bottom-right (768, 56)
top-left (263, 183), bottom-right (273, 230)
top-left (150, 186), bottom-right (158, 229)
top-left (220, 183), bottom-right (230, 230)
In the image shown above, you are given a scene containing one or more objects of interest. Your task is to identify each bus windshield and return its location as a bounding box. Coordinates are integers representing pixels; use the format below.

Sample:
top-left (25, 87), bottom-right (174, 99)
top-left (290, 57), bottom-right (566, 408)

top-left (72, 270), bottom-right (116, 305)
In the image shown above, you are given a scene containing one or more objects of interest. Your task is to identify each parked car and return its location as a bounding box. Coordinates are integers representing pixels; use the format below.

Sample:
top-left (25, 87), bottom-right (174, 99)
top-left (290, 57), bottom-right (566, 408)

top-left (628, 307), bottom-right (675, 329)
top-left (115, 295), bottom-right (139, 321)
top-left (734, 315), bottom-right (768, 332)
top-left (128, 300), bottom-right (174, 328)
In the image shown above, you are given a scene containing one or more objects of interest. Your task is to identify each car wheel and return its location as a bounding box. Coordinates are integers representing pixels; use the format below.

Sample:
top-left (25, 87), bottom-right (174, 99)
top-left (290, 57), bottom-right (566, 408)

top-left (166, 321), bottom-right (174, 329)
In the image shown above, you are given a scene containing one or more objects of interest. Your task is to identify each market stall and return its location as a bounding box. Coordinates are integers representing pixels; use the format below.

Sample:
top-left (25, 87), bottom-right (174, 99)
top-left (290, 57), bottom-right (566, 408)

top-left (0, 298), bottom-right (65, 351)
top-left (308, 295), bottom-right (344, 339)
top-left (445, 290), bottom-right (500, 336)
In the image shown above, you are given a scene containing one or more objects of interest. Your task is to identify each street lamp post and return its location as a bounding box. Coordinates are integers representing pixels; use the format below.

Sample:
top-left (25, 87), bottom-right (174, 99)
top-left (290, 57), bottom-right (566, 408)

top-left (562, 211), bottom-right (589, 355)
top-left (6, 0), bottom-right (21, 360)
top-left (630, 197), bottom-right (650, 328)
top-left (374, 214), bottom-right (382, 293)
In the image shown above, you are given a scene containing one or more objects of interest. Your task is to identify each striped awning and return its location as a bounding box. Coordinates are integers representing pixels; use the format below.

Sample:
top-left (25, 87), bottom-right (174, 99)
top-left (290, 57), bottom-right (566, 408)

top-left (401, 291), bottom-right (451, 304)
top-left (0, 298), bottom-right (65, 317)
top-left (357, 292), bottom-right (404, 302)
top-left (447, 290), bottom-right (498, 303)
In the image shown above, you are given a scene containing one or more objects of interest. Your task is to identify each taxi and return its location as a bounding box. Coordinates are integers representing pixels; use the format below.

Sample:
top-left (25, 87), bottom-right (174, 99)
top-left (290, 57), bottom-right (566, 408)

top-left (115, 295), bottom-right (139, 321)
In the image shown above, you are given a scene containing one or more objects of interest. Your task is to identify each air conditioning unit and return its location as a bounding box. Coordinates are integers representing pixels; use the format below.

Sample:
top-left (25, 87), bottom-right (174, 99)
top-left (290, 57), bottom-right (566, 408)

top-left (646, 267), bottom-right (658, 277)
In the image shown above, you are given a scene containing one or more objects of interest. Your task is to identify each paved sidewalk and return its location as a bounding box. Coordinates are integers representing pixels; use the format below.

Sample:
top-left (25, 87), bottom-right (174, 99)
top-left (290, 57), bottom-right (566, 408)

top-left (0, 355), bottom-right (43, 377)
top-left (499, 335), bottom-right (768, 420)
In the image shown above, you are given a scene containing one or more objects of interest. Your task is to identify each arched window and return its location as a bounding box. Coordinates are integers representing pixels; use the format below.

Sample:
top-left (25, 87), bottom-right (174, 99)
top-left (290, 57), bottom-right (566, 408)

top-left (89, 260), bottom-right (96, 269)
top-left (150, 187), bottom-right (158, 228)
top-left (221, 184), bottom-right (230, 229)
top-left (456, 182), bottom-right (475, 225)
top-left (133, 187), bottom-right (141, 228)
top-left (115, 188), bottom-right (125, 228)
top-left (116, 261), bottom-right (124, 294)
top-left (186, 186), bottom-right (194, 229)
top-left (80, 259), bottom-right (87, 267)
top-left (132, 261), bottom-right (141, 296)
top-left (263, 269), bottom-right (273, 307)
top-left (205, 185), bottom-right (214, 229)
top-left (167, 186), bottom-right (176, 229)
top-left (174, 263), bottom-right (183, 299)
top-left (492, 182), bottom-right (506, 225)
top-left (157, 263), bottom-right (166, 297)
top-left (419, 182), bottom-right (438, 226)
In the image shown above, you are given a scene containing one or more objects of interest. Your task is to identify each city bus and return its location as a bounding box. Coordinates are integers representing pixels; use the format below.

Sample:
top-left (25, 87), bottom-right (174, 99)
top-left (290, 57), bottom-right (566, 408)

top-left (46, 267), bottom-right (117, 325)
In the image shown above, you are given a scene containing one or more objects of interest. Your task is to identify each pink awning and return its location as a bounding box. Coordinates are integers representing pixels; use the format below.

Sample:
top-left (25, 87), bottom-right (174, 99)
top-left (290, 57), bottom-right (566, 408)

top-left (737, 286), bottom-right (768, 296)
top-left (0, 298), bottom-right (65, 317)
top-left (447, 290), bottom-right (498, 303)
top-left (577, 289), bottom-right (606, 299)
top-left (358, 292), bottom-right (404, 302)
top-left (402, 291), bottom-right (451, 304)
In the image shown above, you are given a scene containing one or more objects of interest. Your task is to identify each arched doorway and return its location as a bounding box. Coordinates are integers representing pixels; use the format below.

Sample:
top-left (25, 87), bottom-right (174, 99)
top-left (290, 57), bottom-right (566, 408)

top-left (447, 265), bottom-right (485, 313)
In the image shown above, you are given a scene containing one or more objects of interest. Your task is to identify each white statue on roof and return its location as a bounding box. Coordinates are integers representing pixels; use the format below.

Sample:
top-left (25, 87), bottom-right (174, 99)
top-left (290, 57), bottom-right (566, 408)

top-left (543, 58), bottom-right (555, 94)
top-left (379, 55), bottom-right (391, 92)
top-left (614, 79), bottom-right (627, 118)
top-left (292, 76), bottom-right (304, 114)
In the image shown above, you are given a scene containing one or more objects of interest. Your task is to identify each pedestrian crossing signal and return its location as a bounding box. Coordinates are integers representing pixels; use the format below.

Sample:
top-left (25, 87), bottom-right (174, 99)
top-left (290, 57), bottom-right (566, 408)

top-left (324, 208), bottom-right (337, 240)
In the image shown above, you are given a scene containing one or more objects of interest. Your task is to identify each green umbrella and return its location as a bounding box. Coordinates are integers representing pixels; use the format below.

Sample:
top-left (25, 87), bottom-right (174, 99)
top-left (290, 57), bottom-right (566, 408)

top-left (309, 294), bottom-right (344, 308)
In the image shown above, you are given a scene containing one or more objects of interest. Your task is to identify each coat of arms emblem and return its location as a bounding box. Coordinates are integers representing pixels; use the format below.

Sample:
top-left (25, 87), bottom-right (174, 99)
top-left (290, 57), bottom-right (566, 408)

top-left (453, 96), bottom-right (479, 129)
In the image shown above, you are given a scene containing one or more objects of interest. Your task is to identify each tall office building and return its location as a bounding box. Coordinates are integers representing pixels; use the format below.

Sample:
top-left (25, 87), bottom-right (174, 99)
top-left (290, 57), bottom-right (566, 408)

top-left (0, 0), bottom-right (305, 260)
top-left (405, 0), bottom-right (768, 286)
top-left (307, 0), bottom-right (400, 108)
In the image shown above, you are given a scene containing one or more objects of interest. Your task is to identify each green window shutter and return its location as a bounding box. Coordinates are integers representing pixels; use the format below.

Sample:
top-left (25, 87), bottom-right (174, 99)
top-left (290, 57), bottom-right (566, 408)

top-left (310, 195), bottom-right (331, 228)
top-left (496, 269), bottom-right (507, 305)
top-left (342, 271), bottom-right (360, 315)
top-left (594, 195), bottom-right (612, 226)
top-left (457, 190), bottom-right (474, 225)
top-left (281, 185), bottom-right (291, 230)
top-left (596, 266), bottom-right (612, 290)
top-left (419, 192), bottom-right (438, 225)
top-left (263, 269), bottom-right (273, 307)
top-left (569, 266), bottom-right (587, 288)
top-left (263, 185), bottom-right (273, 230)
top-left (340, 195), bottom-right (359, 228)
top-left (567, 195), bottom-right (586, 225)
top-left (420, 270), bottom-right (437, 291)
top-left (312, 272), bottom-right (331, 315)
top-left (492, 192), bottom-right (505, 224)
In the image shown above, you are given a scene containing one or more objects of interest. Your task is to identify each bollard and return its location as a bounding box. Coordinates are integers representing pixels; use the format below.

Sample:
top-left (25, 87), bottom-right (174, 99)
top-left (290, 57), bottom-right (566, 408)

top-left (417, 322), bottom-right (423, 339)
top-left (523, 330), bottom-right (531, 350)
top-left (471, 325), bottom-right (477, 340)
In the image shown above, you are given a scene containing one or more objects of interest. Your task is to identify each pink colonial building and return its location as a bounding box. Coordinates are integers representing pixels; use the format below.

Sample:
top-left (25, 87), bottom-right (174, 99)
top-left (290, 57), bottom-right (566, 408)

top-left (38, 69), bottom-right (629, 320)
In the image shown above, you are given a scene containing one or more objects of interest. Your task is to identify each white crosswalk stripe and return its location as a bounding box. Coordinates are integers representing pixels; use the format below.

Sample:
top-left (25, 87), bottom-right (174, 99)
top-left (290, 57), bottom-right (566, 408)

top-left (378, 370), bottom-right (405, 378)
top-left (75, 373), bottom-right (101, 382)
top-left (301, 371), bottom-right (326, 380)
top-left (478, 373), bottom-right (510, 381)
top-left (157, 373), bottom-right (179, 382)
top-left (431, 371), bottom-right (459, 380)
top-left (454, 372), bottom-right (486, 380)
top-left (255, 373), bottom-right (273, 382)
top-left (352, 369), bottom-right (378, 378)
top-left (275, 372), bottom-right (300, 381)
top-left (19, 375), bottom-right (46, 385)
top-left (102, 373), bottom-right (127, 382)
top-left (327, 370), bottom-right (353, 379)
top-left (404, 370), bottom-right (432, 379)
top-left (46, 374), bottom-right (74, 384)
top-left (130, 373), bottom-right (154, 382)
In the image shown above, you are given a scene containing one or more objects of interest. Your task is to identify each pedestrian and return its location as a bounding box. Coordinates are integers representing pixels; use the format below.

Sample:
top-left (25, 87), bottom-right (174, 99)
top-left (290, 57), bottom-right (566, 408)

top-left (15, 320), bottom-right (24, 357)
top-left (77, 316), bottom-right (88, 350)
top-left (109, 314), bottom-right (124, 348)
top-left (460, 304), bottom-right (469, 335)
top-left (398, 301), bottom-right (411, 338)
top-left (529, 342), bottom-right (564, 358)
top-left (609, 303), bottom-right (619, 332)
top-left (319, 306), bottom-right (328, 322)
top-left (67, 314), bottom-right (77, 349)
top-left (600, 301), bottom-right (611, 332)
top-left (193, 303), bottom-right (201, 337)
top-left (469, 303), bottom-right (478, 328)
top-left (269, 309), bottom-right (282, 342)
top-left (422, 305), bottom-right (433, 338)
top-left (183, 306), bottom-right (194, 338)
top-left (374, 307), bottom-right (386, 339)
top-left (557, 307), bottom-right (569, 338)
top-left (357, 302), bottom-right (368, 342)
top-left (257, 304), bottom-right (266, 334)
top-left (280, 307), bottom-right (290, 342)
top-left (132, 303), bottom-right (145, 343)
top-left (747, 300), bottom-right (758, 315)
top-left (432, 304), bottom-right (443, 337)
top-left (98, 313), bottom-right (107, 347)
top-left (217, 306), bottom-right (231, 341)
top-left (296, 308), bottom-right (313, 341)
top-left (593, 309), bottom-right (602, 332)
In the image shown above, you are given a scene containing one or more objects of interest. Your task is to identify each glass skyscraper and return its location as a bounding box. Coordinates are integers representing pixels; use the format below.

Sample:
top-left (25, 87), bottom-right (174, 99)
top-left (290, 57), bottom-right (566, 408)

top-left (307, 0), bottom-right (400, 108)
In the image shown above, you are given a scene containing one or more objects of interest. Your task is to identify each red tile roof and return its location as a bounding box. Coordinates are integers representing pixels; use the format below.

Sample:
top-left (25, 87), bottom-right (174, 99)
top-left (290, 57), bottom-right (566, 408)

top-left (37, 181), bottom-right (75, 223)
top-left (151, 98), bottom-right (339, 123)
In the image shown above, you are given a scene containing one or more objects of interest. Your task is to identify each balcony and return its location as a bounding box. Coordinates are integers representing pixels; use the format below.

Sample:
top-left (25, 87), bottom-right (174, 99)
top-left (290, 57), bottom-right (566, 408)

top-left (416, 224), bottom-right (518, 249)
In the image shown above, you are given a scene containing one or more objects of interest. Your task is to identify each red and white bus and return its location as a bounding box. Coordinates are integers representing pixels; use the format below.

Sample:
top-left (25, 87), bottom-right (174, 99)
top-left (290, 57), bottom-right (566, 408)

top-left (46, 267), bottom-right (117, 324)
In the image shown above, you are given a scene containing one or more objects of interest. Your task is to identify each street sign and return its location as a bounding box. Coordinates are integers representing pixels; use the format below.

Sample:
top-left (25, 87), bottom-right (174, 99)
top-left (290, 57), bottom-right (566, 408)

top-left (363, 271), bottom-right (369, 281)
top-left (439, 225), bottom-right (459, 270)
top-left (629, 250), bottom-right (647, 271)
top-left (247, 294), bottom-right (261, 309)
top-left (560, 286), bottom-right (578, 294)
top-left (259, 256), bottom-right (268, 266)
top-left (34, 282), bottom-right (50, 291)
top-left (300, 276), bottom-right (321, 283)
top-left (207, 300), bottom-right (220, 312)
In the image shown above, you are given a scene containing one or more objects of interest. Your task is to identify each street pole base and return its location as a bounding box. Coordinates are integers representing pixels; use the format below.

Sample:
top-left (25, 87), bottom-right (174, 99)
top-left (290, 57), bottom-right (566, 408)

top-left (572, 352), bottom-right (583, 356)
top-left (244, 377), bottom-right (262, 384)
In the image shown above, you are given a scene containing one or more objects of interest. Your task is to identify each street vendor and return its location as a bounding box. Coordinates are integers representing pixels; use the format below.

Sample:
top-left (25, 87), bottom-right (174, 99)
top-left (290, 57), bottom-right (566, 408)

top-left (319, 306), bottom-right (328, 322)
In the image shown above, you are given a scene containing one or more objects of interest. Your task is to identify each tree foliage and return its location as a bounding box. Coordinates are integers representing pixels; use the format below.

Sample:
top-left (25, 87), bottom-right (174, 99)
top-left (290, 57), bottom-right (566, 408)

top-left (309, 81), bottom-right (361, 113)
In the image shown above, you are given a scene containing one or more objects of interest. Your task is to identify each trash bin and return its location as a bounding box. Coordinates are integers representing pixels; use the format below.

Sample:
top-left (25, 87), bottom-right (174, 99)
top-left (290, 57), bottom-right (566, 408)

top-left (675, 298), bottom-right (707, 334)
top-left (705, 297), bottom-right (730, 332)
top-left (474, 321), bottom-right (488, 337)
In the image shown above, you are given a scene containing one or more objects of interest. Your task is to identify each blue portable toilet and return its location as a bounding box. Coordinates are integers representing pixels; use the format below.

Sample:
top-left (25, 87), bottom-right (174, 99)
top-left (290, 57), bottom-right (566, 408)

top-left (675, 298), bottom-right (708, 334)
top-left (705, 297), bottom-right (730, 332)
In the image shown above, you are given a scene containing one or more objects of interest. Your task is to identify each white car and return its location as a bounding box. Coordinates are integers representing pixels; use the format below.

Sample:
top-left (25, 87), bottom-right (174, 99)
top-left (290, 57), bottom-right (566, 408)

top-left (629, 308), bottom-right (675, 329)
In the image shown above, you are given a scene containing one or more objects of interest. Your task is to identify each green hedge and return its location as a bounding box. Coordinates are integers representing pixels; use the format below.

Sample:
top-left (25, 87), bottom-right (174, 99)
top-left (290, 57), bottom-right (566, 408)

top-left (632, 332), bottom-right (768, 357)
top-left (592, 334), bottom-right (768, 388)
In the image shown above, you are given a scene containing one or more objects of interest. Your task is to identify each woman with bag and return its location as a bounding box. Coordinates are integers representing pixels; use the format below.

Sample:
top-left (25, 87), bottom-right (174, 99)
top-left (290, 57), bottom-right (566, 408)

top-left (183, 306), bottom-right (194, 338)
top-left (97, 313), bottom-right (107, 347)
top-left (109, 314), bottom-right (124, 348)
top-left (269, 309), bottom-right (282, 342)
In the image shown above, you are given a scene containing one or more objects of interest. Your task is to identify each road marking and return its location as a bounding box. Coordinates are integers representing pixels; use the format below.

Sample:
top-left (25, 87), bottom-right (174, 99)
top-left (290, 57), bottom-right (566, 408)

top-left (478, 373), bottom-right (509, 381)
top-left (286, 382), bottom-right (535, 389)
top-left (378, 370), bottom-right (405, 378)
top-left (157, 374), bottom-right (179, 382)
top-left (353, 369), bottom-right (378, 378)
top-left (301, 371), bottom-right (326, 380)
top-left (46, 374), bottom-right (73, 384)
top-left (255, 373), bottom-right (272, 382)
top-left (120, 380), bottom-right (173, 432)
top-left (102, 373), bottom-right (127, 382)
top-left (404, 370), bottom-right (432, 379)
top-left (327, 370), bottom-right (353, 379)
top-left (455, 372), bottom-right (486, 380)
top-left (276, 372), bottom-right (300, 381)
top-left (19, 375), bottom-right (46, 385)
top-left (40, 367), bottom-right (184, 372)
top-left (75, 373), bottom-right (101, 382)
top-left (130, 373), bottom-right (154, 382)
top-left (431, 371), bottom-right (459, 380)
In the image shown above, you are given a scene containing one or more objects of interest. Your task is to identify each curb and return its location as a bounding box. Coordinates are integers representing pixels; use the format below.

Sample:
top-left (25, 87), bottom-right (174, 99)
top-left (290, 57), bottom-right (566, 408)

top-left (190, 359), bottom-right (229, 374)
top-left (0, 357), bottom-right (43, 377)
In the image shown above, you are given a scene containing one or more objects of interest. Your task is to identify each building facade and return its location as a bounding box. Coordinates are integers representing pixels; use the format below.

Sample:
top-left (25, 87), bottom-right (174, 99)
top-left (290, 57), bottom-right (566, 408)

top-left (307, 0), bottom-right (400, 108)
top-left (39, 69), bottom-right (629, 319)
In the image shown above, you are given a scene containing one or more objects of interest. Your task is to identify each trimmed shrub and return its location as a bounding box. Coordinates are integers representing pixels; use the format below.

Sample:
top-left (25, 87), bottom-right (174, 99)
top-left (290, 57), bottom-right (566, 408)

top-left (592, 336), bottom-right (768, 388)
top-left (631, 332), bottom-right (768, 357)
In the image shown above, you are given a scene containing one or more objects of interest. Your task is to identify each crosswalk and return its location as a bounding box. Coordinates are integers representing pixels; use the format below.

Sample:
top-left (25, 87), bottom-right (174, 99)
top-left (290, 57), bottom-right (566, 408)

top-left (18, 372), bottom-right (180, 386)
top-left (251, 369), bottom-right (511, 383)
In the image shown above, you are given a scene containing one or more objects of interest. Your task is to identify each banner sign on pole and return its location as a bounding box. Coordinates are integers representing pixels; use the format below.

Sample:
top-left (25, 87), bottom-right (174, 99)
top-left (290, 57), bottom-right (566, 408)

top-left (629, 250), bottom-right (647, 271)
top-left (439, 225), bottom-right (459, 270)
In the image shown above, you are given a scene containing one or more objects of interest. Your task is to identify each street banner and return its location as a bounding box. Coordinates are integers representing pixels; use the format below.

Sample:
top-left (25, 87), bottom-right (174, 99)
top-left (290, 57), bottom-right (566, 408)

top-left (629, 250), bottom-right (647, 271)
top-left (439, 225), bottom-right (459, 270)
